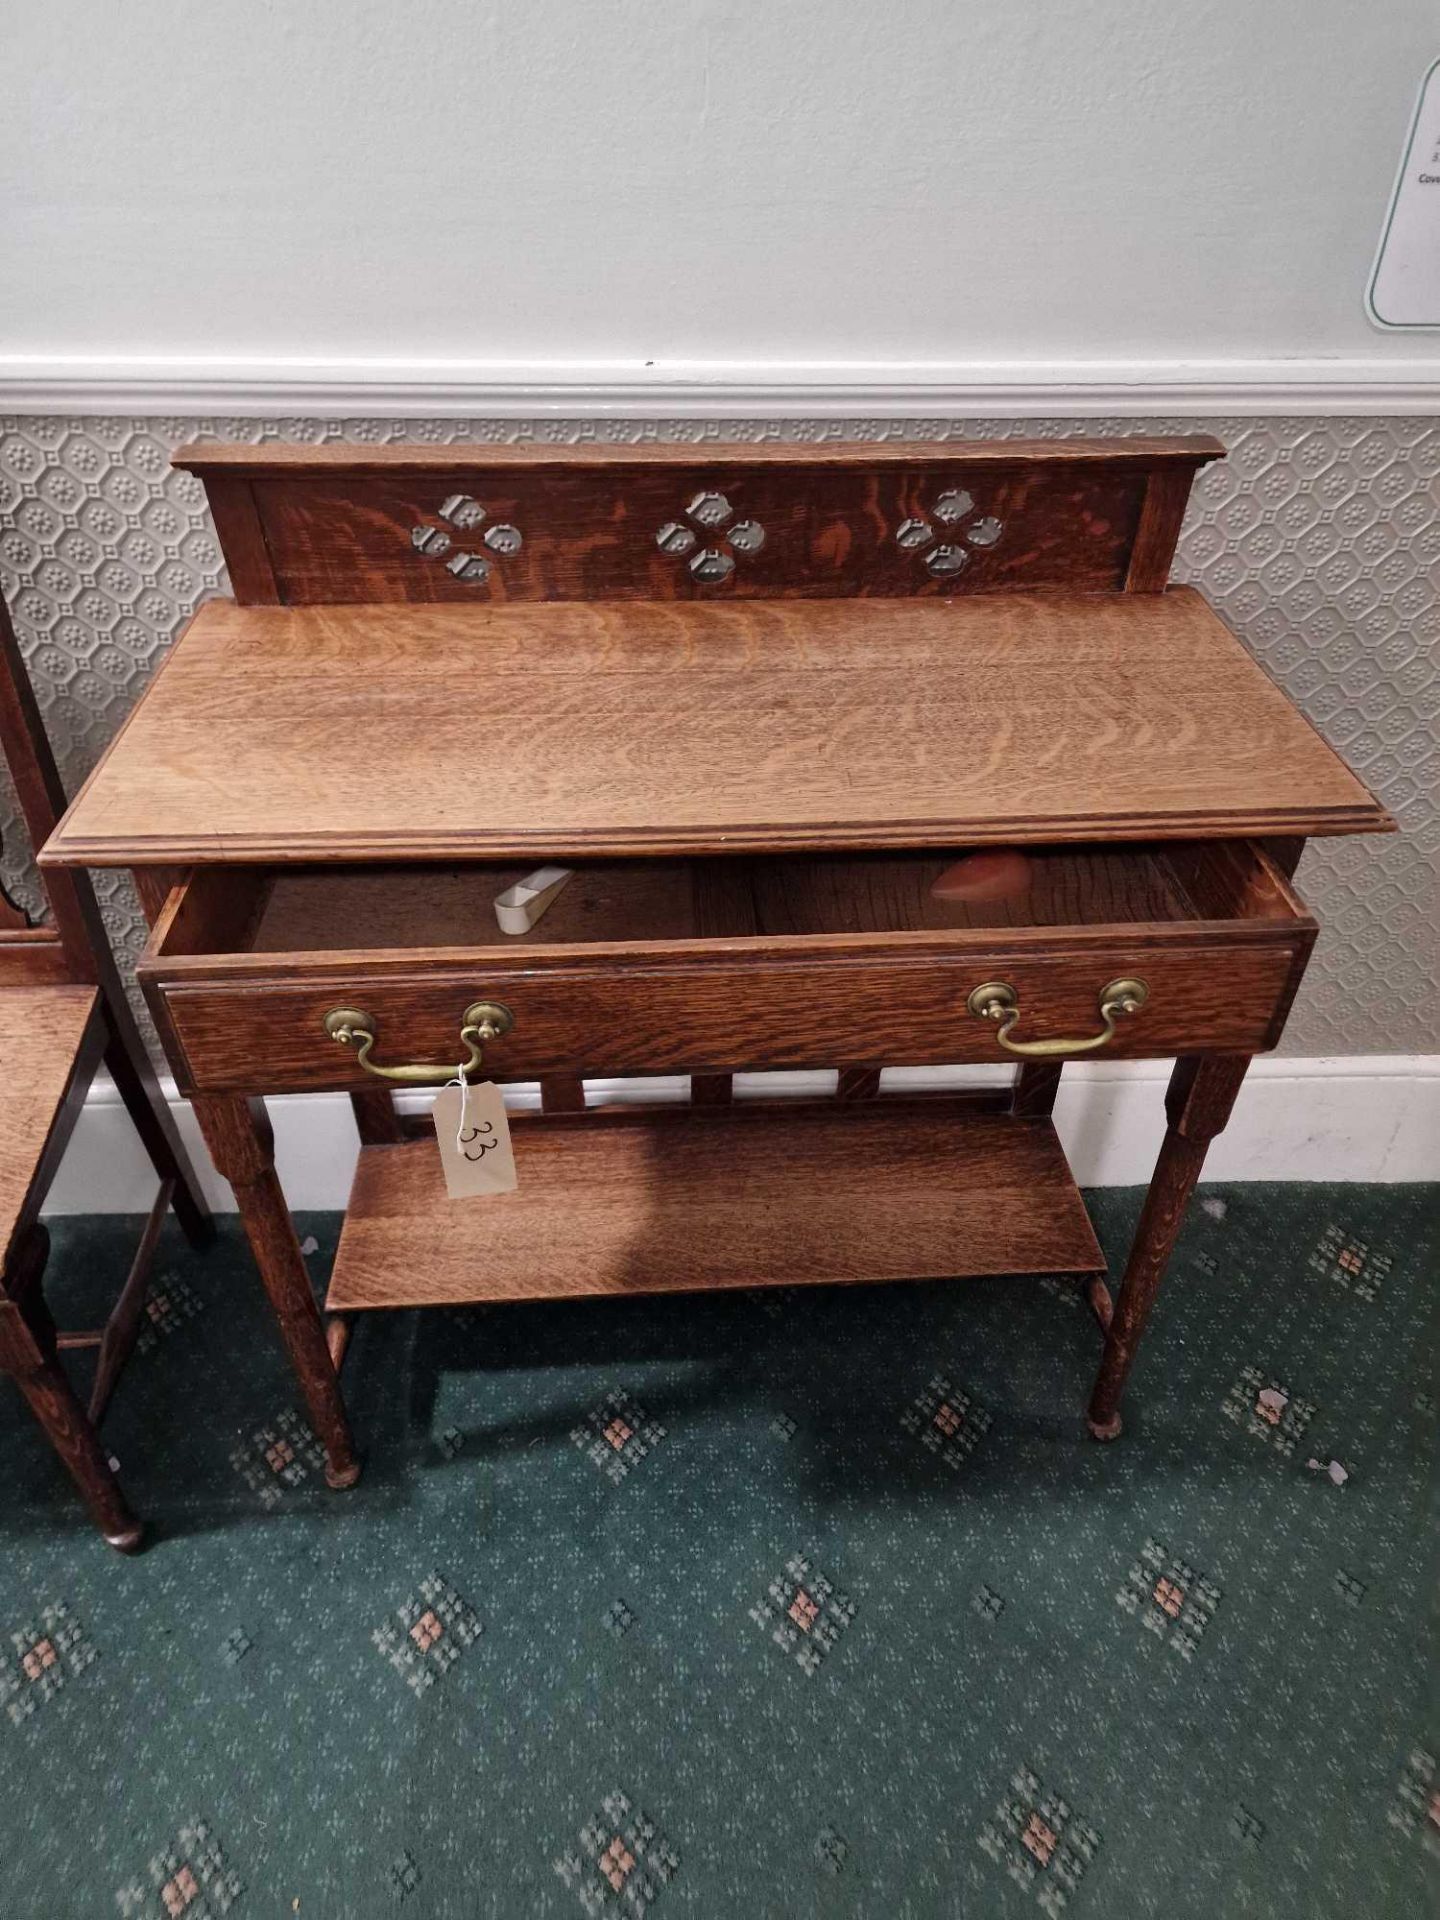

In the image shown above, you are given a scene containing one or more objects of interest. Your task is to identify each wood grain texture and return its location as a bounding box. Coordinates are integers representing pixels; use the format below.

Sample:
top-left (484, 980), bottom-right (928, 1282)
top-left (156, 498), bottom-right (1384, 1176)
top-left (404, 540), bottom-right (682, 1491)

top-left (0, 593), bottom-right (94, 979)
top-left (253, 862), bottom-right (706, 950)
top-left (149, 939), bottom-right (1308, 1094)
top-left (0, 596), bottom-right (213, 1547)
top-left (173, 439), bottom-right (1223, 606)
top-left (86, 1178), bottom-right (172, 1422)
top-left (750, 848), bottom-right (1196, 933)
top-left (325, 1101), bottom-right (1103, 1311)
top-left (1124, 466), bottom-right (1197, 592)
top-left (0, 986), bottom-right (101, 1261)
top-left (137, 839), bottom-right (1316, 1093)
top-left (245, 463), bottom-right (1153, 603)
top-left (1087, 1053), bottom-right (1252, 1436)
top-left (0, 594), bottom-right (213, 1245)
top-left (177, 437), bottom-right (1226, 474)
top-left (1011, 1062), bottom-right (1063, 1118)
top-left (836, 1068), bottom-right (882, 1100)
top-left (180, 846), bottom-right (1241, 959)
top-left (202, 476), bottom-right (280, 604)
top-left (44, 590), bottom-right (1390, 869)
top-left (96, 999), bottom-right (213, 1250)
top-left (0, 931), bottom-right (73, 986)
top-left (0, 1225), bottom-right (142, 1550)
top-left (132, 866), bottom-right (188, 927)
top-left (104, 432), bottom-right (1382, 1459)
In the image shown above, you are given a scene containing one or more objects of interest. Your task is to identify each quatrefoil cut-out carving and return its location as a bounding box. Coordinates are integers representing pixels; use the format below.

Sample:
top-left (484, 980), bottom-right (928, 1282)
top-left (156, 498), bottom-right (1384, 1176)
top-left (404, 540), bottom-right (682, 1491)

top-left (408, 494), bottom-right (523, 585)
top-left (655, 491), bottom-right (766, 585)
top-left (895, 488), bottom-right (1004, 578)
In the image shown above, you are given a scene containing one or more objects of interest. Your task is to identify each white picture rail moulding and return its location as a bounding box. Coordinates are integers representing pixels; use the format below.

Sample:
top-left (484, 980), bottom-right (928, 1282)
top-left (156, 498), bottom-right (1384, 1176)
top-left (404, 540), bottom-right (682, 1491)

top-left (1, 356), bottom-right (1438, 418)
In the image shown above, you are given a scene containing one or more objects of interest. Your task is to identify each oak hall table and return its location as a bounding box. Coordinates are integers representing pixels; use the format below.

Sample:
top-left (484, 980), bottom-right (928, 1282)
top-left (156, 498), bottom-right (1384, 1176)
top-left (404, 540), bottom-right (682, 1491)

top-left (41, 437), bottom-right (1390, 1489)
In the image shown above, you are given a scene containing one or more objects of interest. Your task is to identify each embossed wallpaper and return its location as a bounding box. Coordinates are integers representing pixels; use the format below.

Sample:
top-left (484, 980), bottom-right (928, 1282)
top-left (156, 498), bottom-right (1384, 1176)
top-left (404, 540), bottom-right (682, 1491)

top-left (0, 415), bottom-right (1435, 1057)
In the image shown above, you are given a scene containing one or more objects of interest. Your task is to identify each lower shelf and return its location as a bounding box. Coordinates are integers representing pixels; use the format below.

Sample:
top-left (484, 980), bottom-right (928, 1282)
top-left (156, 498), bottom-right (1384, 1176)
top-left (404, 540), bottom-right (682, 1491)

top-left (325, 1098), bottom-right (1104, 1312)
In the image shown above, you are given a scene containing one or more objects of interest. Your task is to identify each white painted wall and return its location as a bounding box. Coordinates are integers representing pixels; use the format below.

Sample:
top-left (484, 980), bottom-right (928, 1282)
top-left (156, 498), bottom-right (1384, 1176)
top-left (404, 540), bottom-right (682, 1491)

top-left (2, 1), bottom-right (1438, 397)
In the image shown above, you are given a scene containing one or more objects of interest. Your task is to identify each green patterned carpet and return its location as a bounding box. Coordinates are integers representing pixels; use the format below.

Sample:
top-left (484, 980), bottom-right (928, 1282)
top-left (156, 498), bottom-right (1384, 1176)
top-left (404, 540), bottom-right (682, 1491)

top-left (0, 1184), bottom-right (1436, 1919)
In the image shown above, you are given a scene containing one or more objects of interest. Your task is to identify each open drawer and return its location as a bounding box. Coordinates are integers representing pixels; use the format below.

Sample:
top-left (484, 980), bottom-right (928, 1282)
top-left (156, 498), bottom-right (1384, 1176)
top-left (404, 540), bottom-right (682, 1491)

top-left (138, 841), bottom-right (1316, 1094)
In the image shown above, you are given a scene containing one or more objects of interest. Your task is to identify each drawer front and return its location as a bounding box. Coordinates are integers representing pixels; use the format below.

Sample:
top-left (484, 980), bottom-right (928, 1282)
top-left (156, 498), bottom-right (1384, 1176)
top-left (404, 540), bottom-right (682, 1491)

top-left (151, 935), bottom-right (1309, 1094)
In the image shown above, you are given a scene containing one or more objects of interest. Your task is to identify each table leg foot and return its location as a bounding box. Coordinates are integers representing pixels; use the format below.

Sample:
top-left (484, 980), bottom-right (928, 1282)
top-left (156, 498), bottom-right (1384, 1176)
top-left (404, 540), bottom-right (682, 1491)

top-left (1087, 1412), bottom-right (1123, 1442)
top-left (325, 1458), bottom-right (363, 1491)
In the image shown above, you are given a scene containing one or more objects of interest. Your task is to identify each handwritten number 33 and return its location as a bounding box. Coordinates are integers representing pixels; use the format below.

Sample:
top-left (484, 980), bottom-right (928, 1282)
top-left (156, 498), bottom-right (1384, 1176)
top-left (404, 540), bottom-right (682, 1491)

top-left (459, 1121), bottom-right (498, 1162)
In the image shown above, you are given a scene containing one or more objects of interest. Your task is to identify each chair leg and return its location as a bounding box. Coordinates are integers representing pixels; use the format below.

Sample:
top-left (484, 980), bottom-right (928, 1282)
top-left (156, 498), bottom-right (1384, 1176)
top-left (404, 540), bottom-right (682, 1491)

top-left (0, 1226), bottom-right (143, 1551)
top-left (87, 1178), bottom-right (173, 1424)
top-left (101, 1002), bottom-right (214, 1250)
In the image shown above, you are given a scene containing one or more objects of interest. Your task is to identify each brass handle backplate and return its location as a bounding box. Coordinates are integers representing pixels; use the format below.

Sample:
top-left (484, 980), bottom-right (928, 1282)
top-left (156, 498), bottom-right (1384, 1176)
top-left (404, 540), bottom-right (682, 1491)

top-left (966, 977), bottom-right (1148, 1057)
top-left (323, 1001), bottom-right (514, 1083)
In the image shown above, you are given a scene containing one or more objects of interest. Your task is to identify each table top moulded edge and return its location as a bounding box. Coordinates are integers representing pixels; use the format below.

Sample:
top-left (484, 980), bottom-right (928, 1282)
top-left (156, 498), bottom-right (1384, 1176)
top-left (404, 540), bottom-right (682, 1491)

top-left (39, 587), bottom-right (1393, 871)
top-left (173, 435), bottom-right (1227, 476)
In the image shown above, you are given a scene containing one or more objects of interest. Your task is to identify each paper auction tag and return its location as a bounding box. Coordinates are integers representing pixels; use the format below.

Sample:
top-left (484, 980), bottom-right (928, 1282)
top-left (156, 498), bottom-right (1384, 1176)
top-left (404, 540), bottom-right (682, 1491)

top-left (431, 1078), bottom-right (517, 1199)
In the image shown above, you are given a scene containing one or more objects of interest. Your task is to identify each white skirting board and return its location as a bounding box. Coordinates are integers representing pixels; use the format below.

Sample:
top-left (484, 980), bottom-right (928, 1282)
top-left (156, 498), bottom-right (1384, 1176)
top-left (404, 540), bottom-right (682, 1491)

top-left (38, 1056), bottom-right (1439, 1216)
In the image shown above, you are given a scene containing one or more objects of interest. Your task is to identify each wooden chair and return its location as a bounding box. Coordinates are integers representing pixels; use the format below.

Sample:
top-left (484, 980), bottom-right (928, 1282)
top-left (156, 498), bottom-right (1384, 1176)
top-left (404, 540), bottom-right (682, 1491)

top-left (0, 593), bottom-right (211, 1549)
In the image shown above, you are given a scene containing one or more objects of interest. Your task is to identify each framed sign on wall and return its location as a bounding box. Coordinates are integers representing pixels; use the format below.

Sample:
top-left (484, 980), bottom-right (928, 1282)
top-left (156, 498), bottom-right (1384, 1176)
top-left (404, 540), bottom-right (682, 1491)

top-left (1368, 57), bottom-right (1440, 328)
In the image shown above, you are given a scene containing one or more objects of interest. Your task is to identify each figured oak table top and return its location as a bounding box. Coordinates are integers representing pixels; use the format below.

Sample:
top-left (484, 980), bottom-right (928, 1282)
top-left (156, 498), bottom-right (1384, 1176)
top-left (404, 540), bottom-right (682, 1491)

top-left (45, 586), bottom-right (1388, 869)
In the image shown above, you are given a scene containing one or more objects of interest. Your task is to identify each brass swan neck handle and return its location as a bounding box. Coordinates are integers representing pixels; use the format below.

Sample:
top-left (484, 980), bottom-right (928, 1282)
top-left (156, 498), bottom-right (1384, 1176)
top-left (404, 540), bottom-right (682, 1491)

top-left (323, 1002), bottom-right (514, 1083)
top-left (966, 978), bottom-right (1148, 1058)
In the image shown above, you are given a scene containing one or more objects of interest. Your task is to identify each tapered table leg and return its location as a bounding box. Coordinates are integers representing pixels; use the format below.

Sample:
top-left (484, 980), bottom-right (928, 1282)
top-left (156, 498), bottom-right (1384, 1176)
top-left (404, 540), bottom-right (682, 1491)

top-left (0, 1226), bottom-right (142, 1550)
top-left (1012, 1061), bottom-right (1063, 1118)
top-left (837, 1067), bottom-right (882, 1101)
top-left (350, 1088), bottom-right (403, 1144)
top-left (193, 1093), bottom-right (360, 1488)
top-left (540, 1075), bottom-right (587, 1114)
top-left (1087, 1054), bottom-right (1250, 1440)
